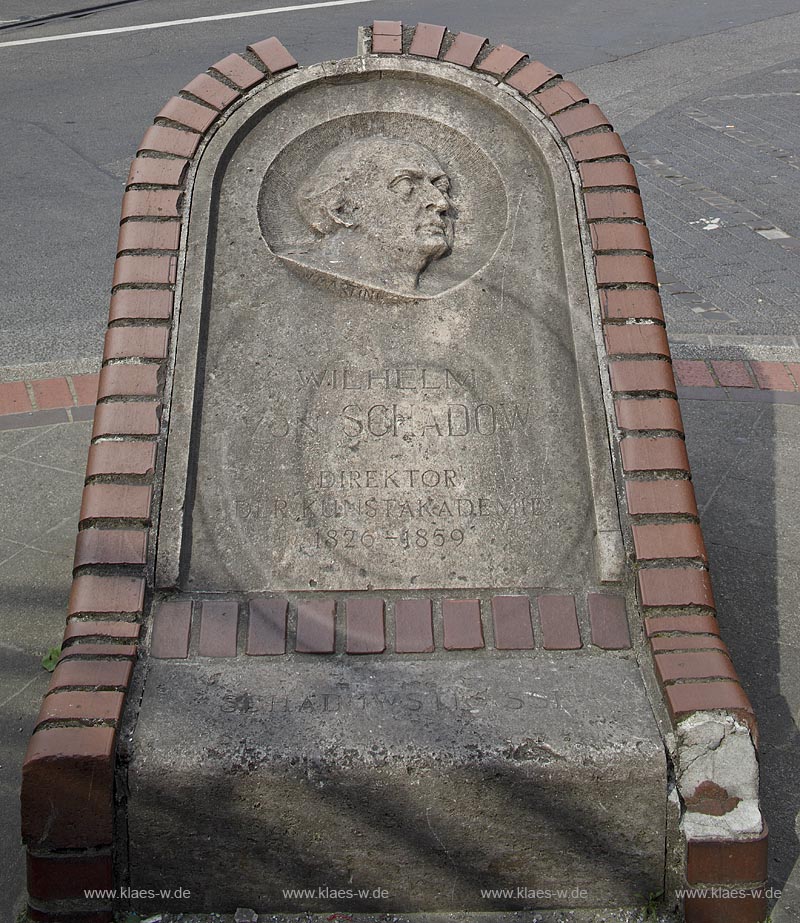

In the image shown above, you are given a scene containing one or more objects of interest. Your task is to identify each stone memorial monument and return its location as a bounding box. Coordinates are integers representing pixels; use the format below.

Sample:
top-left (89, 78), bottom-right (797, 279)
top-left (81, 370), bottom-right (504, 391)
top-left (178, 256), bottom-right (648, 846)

top-left (21, 21), bottom-right (768, 923)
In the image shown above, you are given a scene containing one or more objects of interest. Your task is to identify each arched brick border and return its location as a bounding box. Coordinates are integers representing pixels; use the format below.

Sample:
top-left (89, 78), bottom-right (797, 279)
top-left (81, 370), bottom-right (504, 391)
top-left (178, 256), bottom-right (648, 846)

top-left (20, 23), bottom-right (767, 922)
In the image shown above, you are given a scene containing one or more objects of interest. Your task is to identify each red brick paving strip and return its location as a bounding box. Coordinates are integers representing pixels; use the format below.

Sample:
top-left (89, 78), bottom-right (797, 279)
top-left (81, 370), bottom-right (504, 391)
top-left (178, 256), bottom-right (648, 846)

top-left (665, 681), bottom-right (753, 719)
top-left (127, 156), bottom-right (188, 187)
top-left (711, 360), bottom-right (754, 388)
top-left (567, 131), bottom-right (627, 162)
top-left (584, 190), bottom-right (645, 221)
top-left (182, 73), bottom-right (239, 111)
top-left (625, 479), bottom-right (698, 516)
top-left (49, 659), bottom-right (133, 691)
top-left (578, 159), bottom-right (638, 188)
top-left (64, 620), bottom-right (141, 644)
top-left (150, 600), bottom-right (192, 659)
top-left (476, 44), bottom-right (525, 76)
top-left (85, 441), bottom-right (156, 478)
top-left (538, 595), bottom-right (581, 650)
top-left (97, 364), bottom-right (159, 400)
top-left (247, 598), bottom-right (288, 655)
top-left (587, 594), bottom-right (631, 649)
top-left (248, 36), bottom-right (298, 72)
top-left (591, 222), bottom-right (653, 253)
top-left (296, 600), bottom-right (336, 653)
top-left (750, 360), bottom-right (794, 390)
top-left (37, 691), bottom-right (125, 726)
top-left (601, 289), bottom-right (664, 320)
top-left (551, 103), bottom-right (610, 137)
top-left (491, 595), bottom-right (534, 649)
top-left (614, 397), bottom-right (683, 432)
top-left (73, 530), bottom-right (147, 568)
top-left (31, 377), bottom-right (72, 411)
top-left (638, 568), bottom-right (715, 608)
top-left (604, 324), bottom-right (669, 357)
top-left (346, 598), bottom-right (386, 653)
top-left (620, 436), bottom-right (689, 472)
top-left (534, 80), bottom-right (588, 115)
top-left (683, 892), bottom-right (766, 923)
top-left (109, 288), bottom-right (173, 321)
top-left (609, 359), bottom-right (676, 393)
top-left (0, 381), bottom-right (33, 414)
top-left (198, 599), bottom-right (239, 657)
top-left (673, 360), bottom-right (716, 388)
top-left (394, 598), bottom-right (434, 652)
top-left (655, 650), bottom-right (738, 682)
top-left (138, 124), bottom-right (201, 158)
top-left (370, 21), bottom-right (402, 54)
top-left (645, 615), bottom-right (721, 637)
top-left (505, 60), bottom-right (557, 95)
top-left (632, 523), bottom-right (706, 561)
top-left (442, 598), bottom-right (484, 650)
top-left (650, 635), bottom-right (728, 653)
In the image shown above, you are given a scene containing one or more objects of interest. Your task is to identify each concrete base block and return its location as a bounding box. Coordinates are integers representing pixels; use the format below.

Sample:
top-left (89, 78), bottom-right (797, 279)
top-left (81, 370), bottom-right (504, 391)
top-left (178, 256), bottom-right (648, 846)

top-left (123, 655), bottom-right (666, 913)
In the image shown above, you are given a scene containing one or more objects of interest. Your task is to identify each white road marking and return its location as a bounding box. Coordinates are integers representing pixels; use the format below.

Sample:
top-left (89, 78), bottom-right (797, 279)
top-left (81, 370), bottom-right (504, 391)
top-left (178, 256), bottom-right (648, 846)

top-left (0, 0), bottom-right (383, 48)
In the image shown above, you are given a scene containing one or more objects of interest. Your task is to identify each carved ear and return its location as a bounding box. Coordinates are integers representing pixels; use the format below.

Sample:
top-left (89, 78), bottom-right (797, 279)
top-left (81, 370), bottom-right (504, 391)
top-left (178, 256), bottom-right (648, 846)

top-left (325, 196), bottom-right (358, 230)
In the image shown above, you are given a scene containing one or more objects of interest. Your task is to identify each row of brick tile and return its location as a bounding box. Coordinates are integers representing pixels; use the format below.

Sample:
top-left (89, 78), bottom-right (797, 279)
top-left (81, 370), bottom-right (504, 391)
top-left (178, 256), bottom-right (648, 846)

top-left (151, 592), bottom-right (632, 658)
top-left (675, 358), bottom-right (800, 391)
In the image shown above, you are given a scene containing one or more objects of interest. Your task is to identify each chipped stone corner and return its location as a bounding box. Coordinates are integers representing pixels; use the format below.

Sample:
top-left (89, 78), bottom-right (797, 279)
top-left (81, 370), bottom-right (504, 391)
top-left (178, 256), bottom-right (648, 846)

top-left (676, 711), bottom-right (763, 841)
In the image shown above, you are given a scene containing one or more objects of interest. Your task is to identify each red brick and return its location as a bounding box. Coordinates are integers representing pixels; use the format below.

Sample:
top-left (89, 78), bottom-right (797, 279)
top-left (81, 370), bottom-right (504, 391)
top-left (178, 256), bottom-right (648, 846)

top-left (139, 124), bottom-right (201, 158)
top-left (687, 828), bottom-right (768, 884)
top-left (591, 222), bottom-right (652, 253)
top-left (109, 289), bottom-right (173, 322)
top-left (64, 620), bottom-right (141, 643)
top-left (476, 44), bottom-right (526, 76)
top-left (27, 852), bottom-right (113, 902)
top-left (584, 190), bottom-right (645, 221)
top-left (533, 80), bottom-right (588, 114)
top-left (92, 401), bottom-right (160, 437)
top-left (615, 397), bottom-right (683, 432)
top-left (601, 289), bottom-right (664, 320)
top-left (117, 219), bottom-right (181, 253)
top-left (656, 650), bottom-right (737, 683)
top-left (567, 131), bottom-right (628, 162)
top-left (626, 479), bottom-right (698, 516)
top-left (650, 635), bottom-right (728, 653)
top-left (605, 324), bottom-right (669, 356)
top-left (80, 483), bottom-right (153, 522)
top-left (596, 254), bottom-right (657, 286)
top-left (443, 599), bottom-right (484, 650)
top-left (588, 594), bottom-right (631, 649)
top-left (182, 73), bottom-right (239, 111)
top-left (346, 598), bottom-right (386, 654)
top-left (199, 599), bottom-right (239, 657)
top-left (633, 523), bottom-right (706, 561)
top-left (491, 596), bottom-right (534, 650)
top-left (211, 53), bottom-right (264, 90)
top-left (788, 363), bottom-right (800, 389)
top-left (638, 567), bottom-right (715, 608)
top-left (620, 436), bottom-right (689, 472)
top-left (373, 19), bottom-right (402, 33)
top-left (505, 60), bottom-right (558, 95)
top-left (73, 529), bottom-right (147, 568)
top-left (551, 104), bottom-right (610, 137)
top-left (750, 360), bottom-right (795, 391)
top-left (538, 595), bottom-right (581, 650)
top-left (103, 327), bottom-right (169, 361)
top-left (151, 600), bottom-right (192, 659)
top-left (49, 659), bottom-right (133, 691)
top-left (112, 254), bottom-right (176, 287)
top-left (0, 380), bottom-right (32, 415)
top-left (645, 615), bottom-right (720, 636)
top-left (372, 32), bottom-right (402, 53)
top-left (85, 441), bottom-right (156, 478)
top-left (609, 360), bottom-right (676, 393)
top-left (120, 189), bottom-right (181, 220)
top-left (248, 36), bottom-right (298, 73)
top-left (158, 96), bottom-right (218, 133)
top-left (579, 160), bottom-right (638, 188)
top-left (127, 156), bottom-right (188, 187)
top-left (443, 32), bottom-right (487, 67)
top-left (37, 691), bottom-right (125, 726)
top-left (395, 599), bottom-right (434, 653)
top-left (68, 575), bottom-right (145, 616)
top-left (674, 360), bottom-right (716, 388)
top-left (31, 377), bottom-right (72, 411)
top-left (409, 23), bottom-right (446, 58)
top-left (296, 600), bottom-right (336, 653)
top-left (21, 726), bottom-right (115, 847)
top-left (58, 642), bottom-right (136, 660)
top-left (71, 373), bottom-right (99, 406)
top-left (711, 360), bottom-right (755, 389)
top-left (665, 680), bottom-right (753, 719)
top-left (683, 890), bottom-right (766, 923)
top-left (97, 363), bottom-right (160, 400)
top-left (247, 598), bottom-right (287, 655)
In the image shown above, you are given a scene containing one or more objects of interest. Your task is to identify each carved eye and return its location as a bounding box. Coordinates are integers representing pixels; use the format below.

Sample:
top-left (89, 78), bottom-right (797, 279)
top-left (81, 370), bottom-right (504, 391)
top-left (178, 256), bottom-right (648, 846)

top-left (390, 175), bottom-right (415, 196)
top-left (434, 178), bottom-right (451, 195)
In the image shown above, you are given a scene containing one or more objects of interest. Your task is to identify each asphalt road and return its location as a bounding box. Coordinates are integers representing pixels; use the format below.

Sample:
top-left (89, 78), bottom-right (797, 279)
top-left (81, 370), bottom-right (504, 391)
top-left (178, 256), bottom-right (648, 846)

top-left (1, 0), bottom-right (800, 368)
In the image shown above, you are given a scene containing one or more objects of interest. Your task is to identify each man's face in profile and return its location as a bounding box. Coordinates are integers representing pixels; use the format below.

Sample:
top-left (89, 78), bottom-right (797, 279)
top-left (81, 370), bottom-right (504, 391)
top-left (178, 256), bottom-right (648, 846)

top-left (294, 137), bottom-right (455, 294)
top-left (359, 145), bottom-right (454, 267)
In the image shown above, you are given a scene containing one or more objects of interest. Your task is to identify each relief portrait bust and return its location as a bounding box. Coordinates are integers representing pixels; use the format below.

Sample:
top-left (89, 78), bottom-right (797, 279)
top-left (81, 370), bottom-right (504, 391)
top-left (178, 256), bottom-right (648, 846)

top-left (277, 135), bottom-right (456, 298)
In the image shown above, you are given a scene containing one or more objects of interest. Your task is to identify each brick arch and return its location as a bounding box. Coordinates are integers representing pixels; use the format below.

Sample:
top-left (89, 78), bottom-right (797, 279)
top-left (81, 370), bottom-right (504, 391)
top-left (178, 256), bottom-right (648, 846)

top-left (19, 23), bottom-right (766, 923)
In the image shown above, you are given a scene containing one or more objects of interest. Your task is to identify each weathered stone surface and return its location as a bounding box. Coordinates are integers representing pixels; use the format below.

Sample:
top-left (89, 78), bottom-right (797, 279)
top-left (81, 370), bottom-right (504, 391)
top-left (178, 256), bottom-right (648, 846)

top-left (127, 653), bottom-right (665, 912)
top-left (158, 58), bottom-right (619, 593)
